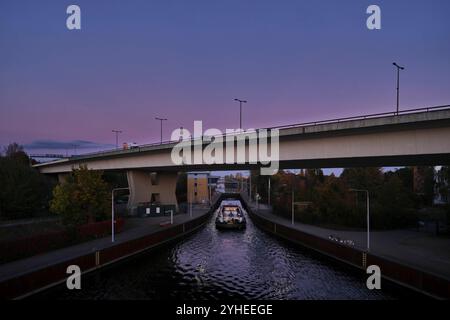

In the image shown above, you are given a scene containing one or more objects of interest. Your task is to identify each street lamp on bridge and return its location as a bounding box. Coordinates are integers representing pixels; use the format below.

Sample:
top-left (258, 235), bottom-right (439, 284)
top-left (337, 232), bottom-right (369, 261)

top-left (234, 98), bottom-right (247, 129)
top-left (350, 188), bottom-right (370, 252)
top-left (155, 117), bottom-right (168, 144)
top-left (393, 62), bottom-right (405, 115)
top-left (112, 129), bottom-right (122, 149)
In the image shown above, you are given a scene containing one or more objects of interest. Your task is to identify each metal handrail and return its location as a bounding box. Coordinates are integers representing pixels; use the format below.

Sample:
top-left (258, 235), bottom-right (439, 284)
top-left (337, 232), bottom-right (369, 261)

top-left (69, 104), bottom-right (450, 160)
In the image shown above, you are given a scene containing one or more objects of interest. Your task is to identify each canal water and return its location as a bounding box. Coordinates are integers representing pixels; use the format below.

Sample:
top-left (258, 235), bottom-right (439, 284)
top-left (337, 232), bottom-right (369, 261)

top-left (35, 206), bottom-right (403, 300)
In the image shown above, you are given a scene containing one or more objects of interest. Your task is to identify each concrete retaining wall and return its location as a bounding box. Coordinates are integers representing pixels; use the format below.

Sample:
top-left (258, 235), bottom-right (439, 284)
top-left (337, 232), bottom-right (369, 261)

top-left (249, 210), bottom-right (450, 299)
top-left (0, 212), bottom-right (211, 299)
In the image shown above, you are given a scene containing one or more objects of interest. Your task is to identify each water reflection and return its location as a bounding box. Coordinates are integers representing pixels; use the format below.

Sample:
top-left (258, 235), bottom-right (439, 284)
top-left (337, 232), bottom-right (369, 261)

top-left (36, 209), bottom-right (398, 300)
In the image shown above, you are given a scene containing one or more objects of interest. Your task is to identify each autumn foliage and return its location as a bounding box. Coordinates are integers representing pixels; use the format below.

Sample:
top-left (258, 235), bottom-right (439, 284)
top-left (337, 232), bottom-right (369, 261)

top-left (253, 167), bottom-right (429, 229)
top-left (50, 165), bottom-right (110, 226)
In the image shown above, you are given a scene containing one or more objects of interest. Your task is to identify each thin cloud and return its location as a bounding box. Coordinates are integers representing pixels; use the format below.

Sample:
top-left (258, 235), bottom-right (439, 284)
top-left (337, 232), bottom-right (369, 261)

top-left (24, 140), bottom-right (114, 150)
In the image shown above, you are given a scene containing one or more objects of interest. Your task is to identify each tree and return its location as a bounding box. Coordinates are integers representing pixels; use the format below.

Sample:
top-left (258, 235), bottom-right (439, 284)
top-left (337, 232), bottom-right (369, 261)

top-left (341, 167), bottom-right (383, 191)
top-left (303, 169), bottom-right (324, 201)
top-left (0, 157), bottom-right (54, 219)
top-left (267, 167), bottom-right (425, 230)
top-left (414, 166), bottom-right (435, 206)
top-left (0, 143), bottom-right (54, 220)
top-left (271, 170), bottom-right (293, 216)
top-left (372, 173), bottom-right (416, 228)
top-left (3, 142), bottom-right (29, 165)
top-left (395, 167), bottom-right (414, 191)
top-left (50, 165), bottom-right (110, 226)
top-left (310, 175), bottom-right (358, 226)
top-left (102, 171), bottom-right (128, 189)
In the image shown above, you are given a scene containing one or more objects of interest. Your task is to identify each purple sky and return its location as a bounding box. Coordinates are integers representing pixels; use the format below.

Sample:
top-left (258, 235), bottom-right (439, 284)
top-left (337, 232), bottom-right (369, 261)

top-left (1, 0), bottom-right (450, 155)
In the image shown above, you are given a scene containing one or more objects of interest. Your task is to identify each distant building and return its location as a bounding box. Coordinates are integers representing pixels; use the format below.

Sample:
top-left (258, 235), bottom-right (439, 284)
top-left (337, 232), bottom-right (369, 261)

top-left (187, 172), bottom-right (219, 204)
top-left (224, 175), bottom-right (247, 193)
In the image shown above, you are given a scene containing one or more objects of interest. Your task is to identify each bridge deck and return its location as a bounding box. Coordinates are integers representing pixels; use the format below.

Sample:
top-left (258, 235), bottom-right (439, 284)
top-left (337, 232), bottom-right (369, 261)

top-left (34, 105), bottom-right (450, 169)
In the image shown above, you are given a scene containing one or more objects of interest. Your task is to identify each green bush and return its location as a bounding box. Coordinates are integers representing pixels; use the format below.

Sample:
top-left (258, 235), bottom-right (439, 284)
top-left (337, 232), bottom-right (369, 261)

top-left (50, 165), bottom-right (110, 227)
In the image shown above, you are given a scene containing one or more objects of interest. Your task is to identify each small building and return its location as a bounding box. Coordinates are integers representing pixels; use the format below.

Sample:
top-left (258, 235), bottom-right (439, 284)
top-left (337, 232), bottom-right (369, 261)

top-left (187, 172), bottom-right (219, 204)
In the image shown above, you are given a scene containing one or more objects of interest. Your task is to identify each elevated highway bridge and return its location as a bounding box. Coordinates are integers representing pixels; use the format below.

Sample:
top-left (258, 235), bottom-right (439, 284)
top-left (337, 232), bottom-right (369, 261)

top-left (34, 105), bottom-right (450, 212)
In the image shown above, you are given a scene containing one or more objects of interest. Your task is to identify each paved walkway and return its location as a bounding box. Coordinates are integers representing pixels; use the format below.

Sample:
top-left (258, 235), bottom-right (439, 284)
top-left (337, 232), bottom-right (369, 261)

top-left (249, 202), bottom-right (450, 281)
top-left (0, 216), bottom-right (60, 228)
top-left (0, 206), bottom-right (210, 282)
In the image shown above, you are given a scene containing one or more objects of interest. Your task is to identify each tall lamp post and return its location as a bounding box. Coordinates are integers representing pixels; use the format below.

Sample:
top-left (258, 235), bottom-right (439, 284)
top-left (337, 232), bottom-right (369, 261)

top-left (393, 62), bottom-right (405, 115)
top-left (111, 187), bottom-right (129, 243)
top-left (249, 173), bottom-right (252, 203)
top-left (112, 129), bottom-right (122, 149)
top-left (189, 185), bottom-right (193, 218)
top-left (155, 117), bottom-right (168, 144)
top-left (234, 98), bottom-right (247, 129)
top-left (281, 181), bottom-right (296, 225)
top-left (291, 187), bottom-right (295, 225)
top-left (350, 188), bottom-right (370, 252)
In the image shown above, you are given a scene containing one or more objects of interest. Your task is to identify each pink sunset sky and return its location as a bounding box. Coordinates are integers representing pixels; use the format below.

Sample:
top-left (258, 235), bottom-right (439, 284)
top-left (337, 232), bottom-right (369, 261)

top-left (1, 0), bottom-right (449, 155)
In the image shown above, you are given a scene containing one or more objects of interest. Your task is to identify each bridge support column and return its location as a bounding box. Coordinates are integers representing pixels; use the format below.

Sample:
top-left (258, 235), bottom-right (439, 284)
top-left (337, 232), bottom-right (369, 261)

top-left (57, 173), bottom-right (70, 184)
top-left (126, 170), bottom-right (179, 215)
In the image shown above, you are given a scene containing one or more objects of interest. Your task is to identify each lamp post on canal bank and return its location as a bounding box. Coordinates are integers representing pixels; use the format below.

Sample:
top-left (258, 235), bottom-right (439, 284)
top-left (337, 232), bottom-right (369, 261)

top-left (350, 188), bottom-right (370, 252)
top-left (112, 187), bottom-right (129, 243)
top-left (281, 182), bottom-right (296, 225)
top-left (291, 188), bottom-right (295, 225)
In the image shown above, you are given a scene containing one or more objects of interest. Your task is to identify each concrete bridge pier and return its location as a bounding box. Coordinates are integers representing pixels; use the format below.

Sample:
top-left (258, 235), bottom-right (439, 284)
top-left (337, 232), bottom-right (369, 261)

top-left (126, 170), bottom-right (179, 215)
top-left (57, 173), bottom-right (70, 184)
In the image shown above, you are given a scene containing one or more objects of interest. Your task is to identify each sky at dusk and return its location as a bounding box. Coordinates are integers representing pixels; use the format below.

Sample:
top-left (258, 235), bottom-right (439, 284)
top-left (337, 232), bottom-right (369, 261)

top-left (1, 0), bottom-right (450, 155)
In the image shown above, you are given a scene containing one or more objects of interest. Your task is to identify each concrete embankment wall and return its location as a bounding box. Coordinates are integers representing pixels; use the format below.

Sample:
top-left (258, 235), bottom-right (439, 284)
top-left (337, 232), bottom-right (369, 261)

top-left (0, 212), bottom-right (211, 299)
top-left (248, 210), bottom-right (450, 299)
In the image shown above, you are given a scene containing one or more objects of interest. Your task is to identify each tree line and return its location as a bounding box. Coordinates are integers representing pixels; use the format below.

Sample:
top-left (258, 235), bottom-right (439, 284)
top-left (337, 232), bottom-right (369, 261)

top-left (251, 166), bottom-right (449, 229)
top-left (0, 143), bottom-right (125, 225)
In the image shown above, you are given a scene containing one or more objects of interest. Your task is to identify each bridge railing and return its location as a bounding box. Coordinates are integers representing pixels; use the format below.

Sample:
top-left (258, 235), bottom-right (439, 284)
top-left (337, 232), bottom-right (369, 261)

top-left (266, 104), bottom-right (450, 130)
top-left (30, 154), bottom-right (66, 159)
top-left (69, 104), bottom-right (450, 160)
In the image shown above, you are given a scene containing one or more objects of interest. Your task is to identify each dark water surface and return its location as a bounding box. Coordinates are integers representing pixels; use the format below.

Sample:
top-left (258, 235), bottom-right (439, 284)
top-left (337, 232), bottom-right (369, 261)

top-left (35, 209), bottom-right (404, 300)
